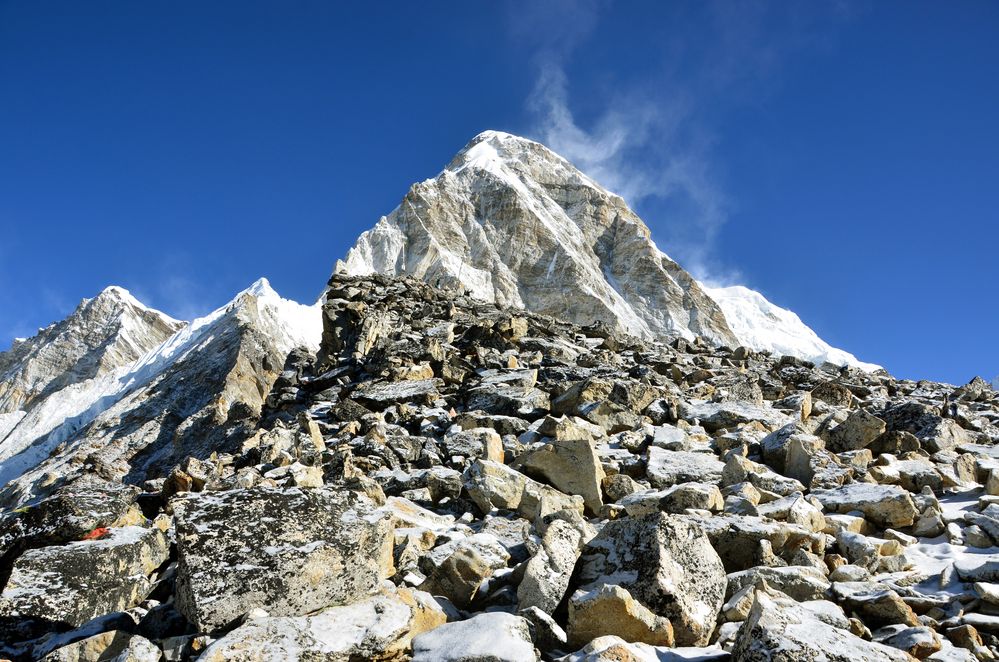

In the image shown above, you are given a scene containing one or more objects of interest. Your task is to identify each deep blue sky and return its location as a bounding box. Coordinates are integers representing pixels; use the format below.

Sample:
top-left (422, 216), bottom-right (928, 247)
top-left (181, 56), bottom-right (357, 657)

top-left (1, 2), bottom-right (996, 384)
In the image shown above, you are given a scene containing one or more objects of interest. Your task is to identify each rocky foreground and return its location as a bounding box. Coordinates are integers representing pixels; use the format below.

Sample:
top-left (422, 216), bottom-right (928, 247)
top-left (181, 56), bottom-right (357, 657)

top-left (1, 272), bottom-right (998, 661)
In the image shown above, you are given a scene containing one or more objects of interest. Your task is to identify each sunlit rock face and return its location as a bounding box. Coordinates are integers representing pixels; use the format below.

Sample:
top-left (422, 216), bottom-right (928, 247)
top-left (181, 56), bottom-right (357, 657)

top-left (338, 130), bottom-right (739, 347)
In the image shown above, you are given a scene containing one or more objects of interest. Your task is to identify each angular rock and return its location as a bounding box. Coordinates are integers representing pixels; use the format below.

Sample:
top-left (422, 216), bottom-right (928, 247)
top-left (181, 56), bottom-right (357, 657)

top-left (411, 612), bottom-right (538, 661)
top-left (647, 447), bottom-right (725, 489)
top-left (463, 459), bottom-right (584, 523)
top-left (824, 410), bottom-right (887, 452)
top-left (731, 588), bottom-right (911, 662)
top-left (726, 565), bottom-right (831, 602)
top-left (512, 437), bottom-right (605, 514)
top-left (199, 586), bottom-right (447, 662)
top-left (681, 400), bottom-right (790, 432)
top-left (567, 584), bottom-right (674, 649)
top-left (576, 512), bottom-right (726, 646)
top-left (518, 519), bottom-right (582, 614)
top-left (811, 483), bottom-right (919, 529)
top-left (0, 482), bottom-right (141, 560)
top-left (173, 487), bottom-right (393, 631)
top-left (0, 525), bottom-right (167, 628)
top-left (442, 427), bottom-right (504, 464)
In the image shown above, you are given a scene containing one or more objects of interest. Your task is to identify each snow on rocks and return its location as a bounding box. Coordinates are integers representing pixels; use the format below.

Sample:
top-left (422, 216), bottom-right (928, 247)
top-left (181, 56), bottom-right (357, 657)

top-left (518, 518), bottom-right (583, 614)
top-left (575, 513), bottom-right (726, 646)
top-left (0, 524), bottom-right (168, 628)
top-left (812, 483), bottom-right (920, 529)
top-left (1, 271), bottom-right (998, 660)
top-left (173, 486), bottom-right (393, 631)
top-left (411, 611), bottom-right (539, 661)
top-left (731, 587), bottom-right (912, 662)
top-left (199, 585), bottom-right (447, 661)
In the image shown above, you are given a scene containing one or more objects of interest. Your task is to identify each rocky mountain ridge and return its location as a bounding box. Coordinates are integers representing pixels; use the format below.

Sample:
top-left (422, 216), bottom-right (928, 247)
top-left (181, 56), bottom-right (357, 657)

top-left (0, 278), bottom-right (320, 504)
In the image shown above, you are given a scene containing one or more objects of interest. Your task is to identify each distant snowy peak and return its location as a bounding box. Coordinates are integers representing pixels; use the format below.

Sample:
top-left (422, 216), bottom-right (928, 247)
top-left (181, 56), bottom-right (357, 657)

top-left (337, 130), bottom-right (739, 347)
top-left (702, 284), bottom-right (881, 371)
top-left (0, 279), bottom-right (322, 492)
top-left (0, 286), bottom-right (184, 417)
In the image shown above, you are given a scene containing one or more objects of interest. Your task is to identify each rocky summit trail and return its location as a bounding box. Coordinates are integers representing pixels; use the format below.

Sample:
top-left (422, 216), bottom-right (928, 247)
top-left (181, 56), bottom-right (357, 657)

top-left (0, 132), bottom-right (997, 661)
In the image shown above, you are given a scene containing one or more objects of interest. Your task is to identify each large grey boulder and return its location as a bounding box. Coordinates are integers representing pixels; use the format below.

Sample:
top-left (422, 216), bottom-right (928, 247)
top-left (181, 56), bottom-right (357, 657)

top-left (647, 448), bottom-right (725, 489)
top-left (681, 401), bottom-right (791, 432)
top-left (173, 487), bottom-right (393, 631)
top-left (823, 410), bottom-right (886, 452)
top-left (731, 588), bottom-right (912, 662)
top-left (0, 482), bottom-right (141, 560)
top-left (811, 484), bottom-right (919, 529)
top-left (199, 586), bottom-right (447, 661)
top-left (0, 525), bottom-right (168, 628)
top-left (517, 519), bottom-right (582, 614)
top-left (576, 512), bottom-right (726, 646)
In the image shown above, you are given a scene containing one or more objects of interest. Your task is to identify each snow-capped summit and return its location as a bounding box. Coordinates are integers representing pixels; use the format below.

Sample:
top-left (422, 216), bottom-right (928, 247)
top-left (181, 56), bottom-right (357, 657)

top-left (0, 279), bottom-right (321, 503)
top-left (0, 286), bottom-right (184, 419)
top-left (338, 130), bottom-right (877, 369)
top-left (337, 130), bottom-right (739, 347)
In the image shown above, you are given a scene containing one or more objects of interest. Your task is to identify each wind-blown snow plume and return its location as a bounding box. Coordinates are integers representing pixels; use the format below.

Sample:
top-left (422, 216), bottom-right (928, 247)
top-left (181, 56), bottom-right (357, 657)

top-left (515, 0), bottom-right (854, 284)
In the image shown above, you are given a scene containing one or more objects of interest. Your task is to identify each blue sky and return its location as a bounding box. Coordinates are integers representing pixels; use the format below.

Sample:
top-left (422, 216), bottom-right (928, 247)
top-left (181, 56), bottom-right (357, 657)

top-left (1, 1), bottom-right (996, 384)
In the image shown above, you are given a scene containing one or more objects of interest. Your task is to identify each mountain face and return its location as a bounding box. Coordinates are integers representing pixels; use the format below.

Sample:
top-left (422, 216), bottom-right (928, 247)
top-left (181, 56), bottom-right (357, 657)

top-left (0, 279), bottom-right (320, 507)
top-left (338, 130), bottom-right (739, 348)
top-left (338, 130), bottom-right (877, 370)
top-left (0, 288), bottom-right (185, 463)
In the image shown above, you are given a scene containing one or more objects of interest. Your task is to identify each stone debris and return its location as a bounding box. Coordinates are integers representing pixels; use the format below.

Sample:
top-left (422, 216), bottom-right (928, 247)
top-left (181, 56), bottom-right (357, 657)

top-left (0, 271), bottom-right (998, 661)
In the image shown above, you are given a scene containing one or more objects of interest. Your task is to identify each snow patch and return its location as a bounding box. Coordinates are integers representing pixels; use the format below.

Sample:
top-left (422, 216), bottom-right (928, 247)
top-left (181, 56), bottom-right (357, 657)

top-left (702, 283), bottom-right (880, 371)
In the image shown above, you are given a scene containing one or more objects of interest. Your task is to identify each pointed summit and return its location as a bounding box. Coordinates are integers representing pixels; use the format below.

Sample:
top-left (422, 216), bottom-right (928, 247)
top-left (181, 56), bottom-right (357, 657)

top-left (0, 287), bottom-right (184, 418)
top-left (338, 130), bottom-right (739, 346)
top-left (337, 130), bottom-right (878, 368)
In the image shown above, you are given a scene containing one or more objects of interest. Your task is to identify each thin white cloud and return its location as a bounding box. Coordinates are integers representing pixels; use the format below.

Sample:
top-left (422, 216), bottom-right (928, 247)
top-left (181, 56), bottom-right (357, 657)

top-left (516, 0), bottom-right (854, 286)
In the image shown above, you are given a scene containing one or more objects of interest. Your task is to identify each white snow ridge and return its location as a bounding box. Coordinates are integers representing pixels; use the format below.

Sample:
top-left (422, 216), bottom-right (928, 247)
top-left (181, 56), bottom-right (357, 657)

top-left (701, 284), bottom-right (881, 371)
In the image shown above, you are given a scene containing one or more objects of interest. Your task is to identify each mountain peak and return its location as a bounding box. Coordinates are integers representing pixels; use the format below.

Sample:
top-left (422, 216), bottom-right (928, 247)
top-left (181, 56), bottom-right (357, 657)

top-left (243, 277), bottom-right (277, 299)
top-left (339, 131), bottom-right (737, 346)
top-left (338, 131), bottom-right (877, 368)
